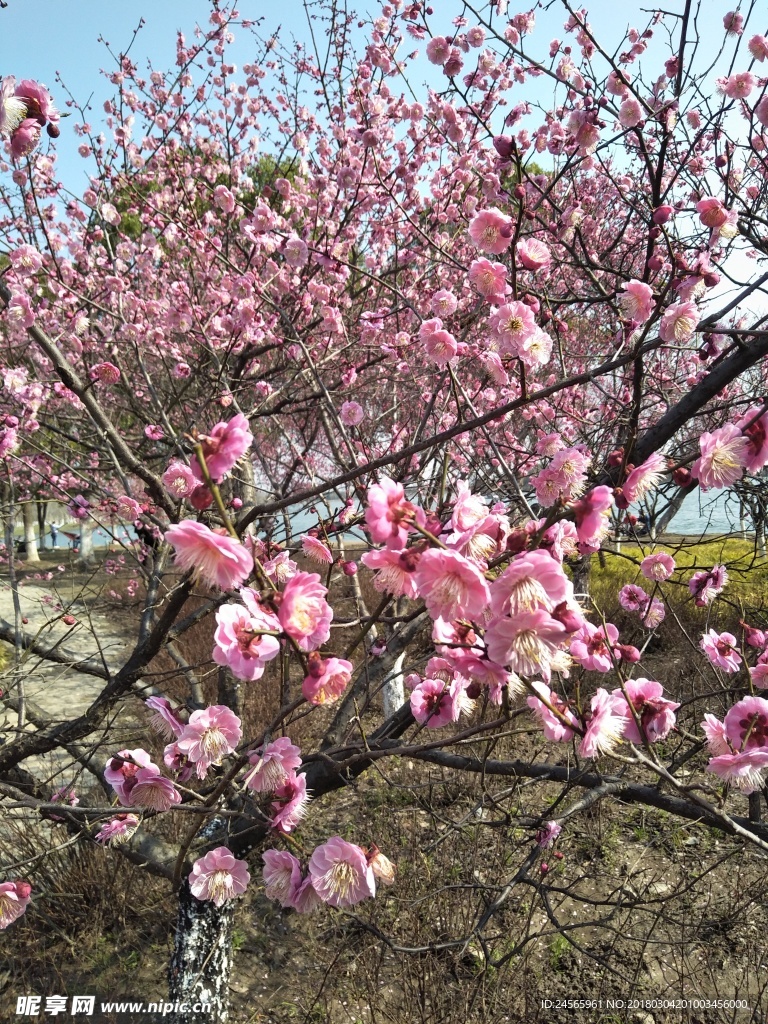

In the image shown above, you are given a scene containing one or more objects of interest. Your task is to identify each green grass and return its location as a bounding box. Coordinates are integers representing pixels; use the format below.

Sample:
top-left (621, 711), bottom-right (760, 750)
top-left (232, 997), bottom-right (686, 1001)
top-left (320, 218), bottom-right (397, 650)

top-left (591, 537), bottom-right (768, 613)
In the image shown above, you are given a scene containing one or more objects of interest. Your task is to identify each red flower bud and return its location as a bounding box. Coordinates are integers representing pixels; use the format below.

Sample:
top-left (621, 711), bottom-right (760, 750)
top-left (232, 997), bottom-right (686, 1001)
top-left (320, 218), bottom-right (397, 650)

top-left (492, 134), bottom-right (514, 160)
top-left (673, 467), bottom-right (693, 487)
top-left (652, 205), bottom-right (673, 225)
top-left (62, 614), bottom-right (76, 626)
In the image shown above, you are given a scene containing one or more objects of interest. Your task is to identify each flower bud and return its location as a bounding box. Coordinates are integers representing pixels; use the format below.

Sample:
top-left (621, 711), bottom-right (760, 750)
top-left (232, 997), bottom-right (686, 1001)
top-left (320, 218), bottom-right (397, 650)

top-left (492, 134), bottom-right (514, 159)
top-left (62, 614), bottom-right (76, 626)
top-left (673, 467), bottom-right (692, 486)
top-left (551, 602), bottom-right (582, 633)
top-left (607, 448), bottom-right (624, 468)
top-left (342, 560), bottom-right (358, 576)
top-left (189, 485), bottom-right (213, 511)
top-left (652, 205), bottom-right (673, 224)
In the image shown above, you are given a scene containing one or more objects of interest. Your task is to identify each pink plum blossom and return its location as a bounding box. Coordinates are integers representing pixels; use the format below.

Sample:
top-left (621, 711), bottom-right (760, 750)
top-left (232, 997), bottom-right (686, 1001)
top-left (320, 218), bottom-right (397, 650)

top-left (622, 453), bottom-right (666, 503)
top-left (270, 772), bottom-right (310, 833)
top-left (688, 565), bottom-right (728, 605)
top-left (165, 521), bottom-right (253, 590)
top-left (189, 847), bottom-right (250, 907)
top-left (163, 461), bottom-right (198, 498)
top-left (573, 485), bottom-right (613, 551)
top-left (176, 705), bottom-right (242, 779)
top-left (580, 688), bottom-right (629, 758)
top-left (640, 553), bottom-right (675, 581)
top-left (262, 850), bottom-right (302, 908)
top-left (619, 280), bottom-right (655, 323)
top-left (301, 535), bottom-right (333, 564)
top-left (365, 476), bottom-right (425, 548)
top-left (724, 696), bottom-right (768, 751)
top-left (707, 750), bottom-right (768, 793)
top-left (468, 208), bottom-right (514, 255)
top-left (570, 622), bottom-right (620, 672)
top-left (612, 679), bottom-right (679, 743)
top-left (516, 237), bottom-right (552, 271)
top-left (659, 302), bottom-right (699, 343)
top-left (468, 258), bottom-right (509, 303)
top-left (302, 654), bottom-right (353, 705)
top-left (190, 413), bottom-right (253, 482)
top-left (527, 682), bottom-right (579, 741)
top-left (489, 550), bottom-right (576, 618)
top-left (0, 880), bottom-right (32, 930)
top-left (145, 696), bottom-right (185, 740)
top-left (736, 406), bottom-right (768, 473)
top-left (485, 610), bottom-right (569, 682)
top-left (413, 548), bottom-right (490, 621)
top-left (95, 814), bottom-right (141, 846)
top-left (748, 34), bottom-right (768, 61)
top-left (244, 737), bottom-right (302, 793)
top-left (490, 301), bottom-right (537, 355)
top-left (700, 629), bottom-right (742, 673)
top-left (535, 821), bottom-right (562, 848)
top-left (105, 748), bottom-right (158, 805)
top-left (692, 424), bottom-right (748, 490)
top-left (340, 401), bottom-right (364, 426)
top-left (213, 602), bottom-right (281, 681)
top-left (308, 837), bottom-right (376, 908)
top-left (278, 572), bottom-right (333, 651)
top-left (619, 583), bottom-right (649, 612)
top-left (701, 713), bottom-right (730, 755)
top-left (360, 547), bottom-right (420, 599)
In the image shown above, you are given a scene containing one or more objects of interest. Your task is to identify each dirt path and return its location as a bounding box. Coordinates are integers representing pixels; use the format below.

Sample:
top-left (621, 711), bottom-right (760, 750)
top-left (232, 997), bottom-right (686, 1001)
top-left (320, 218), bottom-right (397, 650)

top-left (0, 578), bottom-right (136, 788)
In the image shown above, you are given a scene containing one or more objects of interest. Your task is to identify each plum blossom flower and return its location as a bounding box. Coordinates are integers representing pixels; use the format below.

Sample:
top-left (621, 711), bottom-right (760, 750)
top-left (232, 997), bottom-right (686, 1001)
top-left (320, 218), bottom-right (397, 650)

top-left (468, 258), bottom-right (509, 303)
top-left (244, 737), bottom-right (302, 793)
top-left (431, 288), bottom-right (458, 316)
top-left (535, 821), bottom-right (562, 848)
top-left (696, 197), bottom-right (729, 229)
top-left (213, 185), bottom-right (236, 213)
top-left (580, 688), bottom-right (629, 758)
top-left (659, 301), bottom-right (699, 343)
top-left (413, 548), bottom-right (491, 621)
top-left (308, 837), bottom-right (376, 908)
top-left (619, 280), bottom-right (654, 323)
top-left (707, 750), bottom-right (768, 793)
top-left (105, 748), bottom-right (158, 805)
top-left (283, 236), bottom-right (309, 267)
top-left (115, 495), bottom-right (141, 520)
top-left (622, 453), bottom-right (666, 503)
top-left (724, 695), bottom-right (768, 751)
top-left (748, 34), bottom-right (768, 61)
top-left (750, 664), bottom-right (768, 689)
top-left (426, 36), bottom-right (452, 65)
top-left (301, 535), bottom-right (333, 565)
top-left (278, 571), bottom-right (333, 651)
top-left (302, 654), bottom-right (353, 705)
top-left (618, 98), bottom-right (643, 128)
top-left (527, 682), bottom-right (579, 741)
top-left (163, 460), bottom-right (198, 498)
top-left (190, 413), bottom-right (253, 483)
top-left (129, 769), bottom-right (181, 812)
top-left (516, 237), bottom-right (551, 271)
top-left (176, 705), bottom-right (242, 779)
top-left (95, 814), bottom-right (141, 846)
top-left (723, 11), bottom-right (743, 34)
top-left (0, 77), bottom-right (28, 139)
top-left (640, 597), bottom-right (666, 628)
top-left (701, 713), bottom-right (730, 755)
top-left (213, 601), bottom-right (281, 681)
top-left (189, 847), bottom-right (250, 907)
top-left (619, 583), bottom-right (649, 612)
top-left (340, 401), bottom-right (364, 426)
top-left (410, 659), bottom-right (474, 727)
top-left (640, 553), bottom-right (675, 581)
top-left (0, 880), bottom-right (32, 930)
top-left (360, 547), bottom-right (420, 599)
top-left (262, 850), bottom-right (302, 908)
top-left (721, 72), bottom-right (755, 98)
top-left (468, 208), bottom-right (514, 255)
top-left (691, 424), bottom-right (748, 490)
top-left (700, 629), bottom-right (742, 673)
top-left (485, 611), bottom-right (569, 682)
top-left (270, 773), bottom-right (310, 833)
top-left (612, 679), bottom-right (679, 743)
top-left (490, 301), bottom-right (537, 355)
top-left (165, 521), bottom-right (253, 590)
top-left (570, 622), bottom-right (620, 672)
top-left (145, 696), bottom-right (185, 740)
top-left (365, 477), bottom-right (425, 548)
top-left (688, 565), bottom-right (728, 606)
top-left (736, 406), bottom-right (768, 473)
top-left (573, 485), bottom-right (613, 551)
top-left (490, 550), bottom-right (577, 619)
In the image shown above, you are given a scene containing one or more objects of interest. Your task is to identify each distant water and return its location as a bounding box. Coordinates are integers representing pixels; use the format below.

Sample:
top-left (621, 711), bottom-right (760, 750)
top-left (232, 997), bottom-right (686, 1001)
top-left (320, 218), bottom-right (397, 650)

top-left (654, 489), bottom-right (750, 536)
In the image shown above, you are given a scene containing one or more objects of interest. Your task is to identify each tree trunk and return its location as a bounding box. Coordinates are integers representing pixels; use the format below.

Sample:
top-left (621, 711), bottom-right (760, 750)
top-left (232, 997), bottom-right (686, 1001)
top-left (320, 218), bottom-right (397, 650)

top-left (22, 502), bottom-right (40, 562)
top-left (78, 518), bottom-right (95, 567)
top-left (36, 500), bottom-right (47, 545)
top-left (383, 648), bottom-right (406, 719)
top-left (167, 879), bottom-right (234, 1024)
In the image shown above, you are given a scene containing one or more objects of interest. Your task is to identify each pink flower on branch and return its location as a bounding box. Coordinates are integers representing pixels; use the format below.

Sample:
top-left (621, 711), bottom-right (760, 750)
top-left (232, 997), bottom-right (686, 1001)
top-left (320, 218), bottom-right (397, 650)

top-left (244, 737), bottom-right (302, 793)
top-left (270, 772), bottom-right (310, 833)
top-left (308, 837), bottom-right (376, 908)
top-left (278, 571), bottom-right (333, 651)
top-left (176, 705), bottom-right (242, 779)
top-left (302, 654), bottom-right (353, 705)
top-left (413, 548), bottom-right (490, 621)
top-left (213, 601), bottom-right (281, 681)
top-left (468, 208), bottom-right (514, 255)
top-left (0, 880), bottom-right (32, 930)
top-left (189, 847), bottom-right (250, 907)
top-left (262, 850), bottom-right (302, 908)
top-left (700, 629), bottom-right (742, 673)
top-left (165, 521), bottom-right (253, 591)
top-left (612, 678), bottom-right (679, 744)
top-left (190, 413), bottom-right (253, 483)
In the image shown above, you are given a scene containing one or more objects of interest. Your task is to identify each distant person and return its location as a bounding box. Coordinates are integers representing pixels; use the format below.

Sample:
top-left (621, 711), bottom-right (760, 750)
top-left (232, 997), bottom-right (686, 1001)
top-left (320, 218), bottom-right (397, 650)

top-left (49, 523), bottom-right (59, 548)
